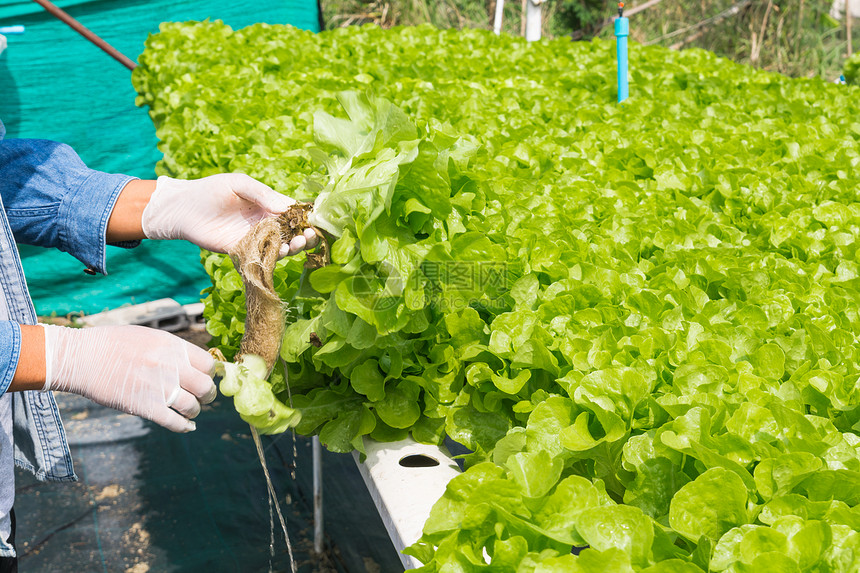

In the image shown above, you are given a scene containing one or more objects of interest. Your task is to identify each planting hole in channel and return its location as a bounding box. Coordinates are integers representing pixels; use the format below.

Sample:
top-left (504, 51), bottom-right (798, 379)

top-left (399, 454), bottom-right (440, 468)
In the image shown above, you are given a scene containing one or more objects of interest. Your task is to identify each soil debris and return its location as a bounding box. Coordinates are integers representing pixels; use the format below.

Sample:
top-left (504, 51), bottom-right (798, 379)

top-left (96, 484), bottom-right (124, 501)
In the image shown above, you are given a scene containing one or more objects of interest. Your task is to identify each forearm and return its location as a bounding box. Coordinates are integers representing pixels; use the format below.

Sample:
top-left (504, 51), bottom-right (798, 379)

top-left (8, 325), bottom-right (46, 392)
top-left (106, 179), bottom-right (156, 242)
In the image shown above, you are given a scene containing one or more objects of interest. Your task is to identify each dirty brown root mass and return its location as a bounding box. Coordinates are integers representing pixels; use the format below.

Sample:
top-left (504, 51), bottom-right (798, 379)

top-left (228, 202), bottom-right (327, 371)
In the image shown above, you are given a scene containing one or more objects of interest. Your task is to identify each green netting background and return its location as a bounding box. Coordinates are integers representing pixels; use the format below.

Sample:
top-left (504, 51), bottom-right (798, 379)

top-left (0, 0), bottom-right (320, 316)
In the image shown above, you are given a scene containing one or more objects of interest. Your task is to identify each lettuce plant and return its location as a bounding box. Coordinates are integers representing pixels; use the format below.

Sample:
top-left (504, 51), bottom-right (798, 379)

top-left (134, 22), bottom-right (860, 570)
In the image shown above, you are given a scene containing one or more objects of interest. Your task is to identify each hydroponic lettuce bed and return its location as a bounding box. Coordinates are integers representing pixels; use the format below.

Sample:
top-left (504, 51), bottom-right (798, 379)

top-left (134, 22), bottom-right (860, 572)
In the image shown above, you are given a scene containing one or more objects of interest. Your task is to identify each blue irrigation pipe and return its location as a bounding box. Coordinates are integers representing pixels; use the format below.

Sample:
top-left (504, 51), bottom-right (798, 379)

top-left (615, 17), bottom-right (629, 102)
top-left (615, 3), bottom-right (629, 103)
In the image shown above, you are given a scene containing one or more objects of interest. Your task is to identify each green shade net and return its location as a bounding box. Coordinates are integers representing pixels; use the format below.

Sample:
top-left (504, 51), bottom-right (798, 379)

top-left (0, 0), bottom-right (320, 315)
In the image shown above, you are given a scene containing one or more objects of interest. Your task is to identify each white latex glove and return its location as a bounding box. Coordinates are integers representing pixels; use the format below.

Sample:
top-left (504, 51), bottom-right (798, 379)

top-left (41, 325), bottom-right (217, 433)
top-left (141, 173), bottom-right (319, 257)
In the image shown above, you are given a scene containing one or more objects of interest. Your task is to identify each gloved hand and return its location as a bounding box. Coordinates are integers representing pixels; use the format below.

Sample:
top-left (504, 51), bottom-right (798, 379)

top-left (141, 173), bottom-right (319, 257)
top-left (41, 324), bottom-right (217, 433)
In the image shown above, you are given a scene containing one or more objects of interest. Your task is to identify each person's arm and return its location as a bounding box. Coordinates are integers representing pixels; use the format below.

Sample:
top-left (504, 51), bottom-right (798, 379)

top-left (1, 139), bottom-right (318, 262)
top-left (5, 322), bottom-right (216, 433)
top-left (107, 175), bottom-right (321, 253)
top-left (108, 175), bottom-right (318, 255)
top-left (8, 325), bottom-right (45, 392)
top-left (105, 179), bottom-right (155, 242)
top-left (137, 173), bottom-right (318, 256)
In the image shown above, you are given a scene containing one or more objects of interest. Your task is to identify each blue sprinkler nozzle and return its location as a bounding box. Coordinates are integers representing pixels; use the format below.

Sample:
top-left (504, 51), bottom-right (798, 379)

top-left (615, 10), bottom-right (629, 103)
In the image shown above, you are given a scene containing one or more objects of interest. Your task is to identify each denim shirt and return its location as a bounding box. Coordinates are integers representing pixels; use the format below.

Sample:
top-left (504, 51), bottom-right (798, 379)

top-left (0, 120), bottom-right (136, 556)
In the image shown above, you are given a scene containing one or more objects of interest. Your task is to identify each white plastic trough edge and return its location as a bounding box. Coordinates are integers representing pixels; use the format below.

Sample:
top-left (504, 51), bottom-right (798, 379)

top-left (353, 437), bottom-right (461, 570)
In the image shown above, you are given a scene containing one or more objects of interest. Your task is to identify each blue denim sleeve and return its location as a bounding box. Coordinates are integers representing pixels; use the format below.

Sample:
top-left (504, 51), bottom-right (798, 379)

top-left (0, 138), bottom-right (139, 274)
top-left (0, 322), bottom-right (21, 397)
